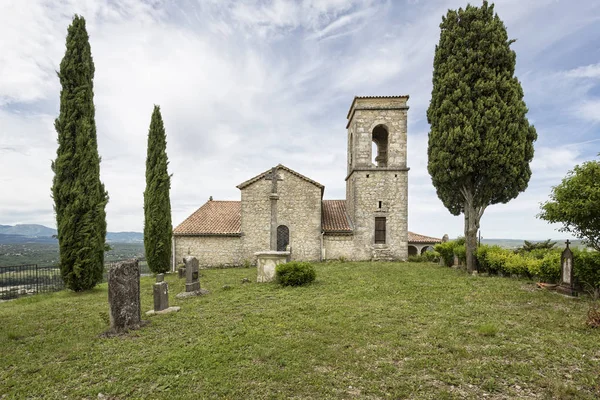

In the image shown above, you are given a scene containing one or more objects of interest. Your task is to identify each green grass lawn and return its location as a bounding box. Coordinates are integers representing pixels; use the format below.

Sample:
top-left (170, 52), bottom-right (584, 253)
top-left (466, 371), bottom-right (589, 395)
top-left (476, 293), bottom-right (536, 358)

top-left (1, 262), bottom-right (599, 399)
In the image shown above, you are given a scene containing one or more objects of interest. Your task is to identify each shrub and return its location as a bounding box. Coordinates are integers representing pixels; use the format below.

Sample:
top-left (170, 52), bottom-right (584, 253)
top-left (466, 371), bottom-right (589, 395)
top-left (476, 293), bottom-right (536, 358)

top-left (454, 244), bottom-right (466, 265)
top-left (276, 262), bottom-right (316, 287)
top-left (538, 251), bottom-right (561, 283)
top-left (573, 250), bottom-right (600, 295)
top-left (423, 250), bottom-right (441, 262)
top-left (435, 241), bottom-right (456, 267)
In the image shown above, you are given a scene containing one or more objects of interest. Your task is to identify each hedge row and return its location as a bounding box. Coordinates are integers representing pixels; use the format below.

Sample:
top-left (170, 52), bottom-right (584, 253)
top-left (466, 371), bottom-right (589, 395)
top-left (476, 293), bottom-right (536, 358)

top-left (434, 240), bottom-right (600, 292)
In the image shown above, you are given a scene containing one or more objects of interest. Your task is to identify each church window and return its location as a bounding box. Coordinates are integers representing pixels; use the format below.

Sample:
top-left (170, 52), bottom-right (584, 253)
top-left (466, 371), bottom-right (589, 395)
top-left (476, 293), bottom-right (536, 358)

top-left (277, 225), bottom-right (289, 251)
top-left (378, 201), bottom-right (382, 209)
top-left (375, 217), bottom-right (386, 244)
top-left (372, 125), bottom-right (389, 167)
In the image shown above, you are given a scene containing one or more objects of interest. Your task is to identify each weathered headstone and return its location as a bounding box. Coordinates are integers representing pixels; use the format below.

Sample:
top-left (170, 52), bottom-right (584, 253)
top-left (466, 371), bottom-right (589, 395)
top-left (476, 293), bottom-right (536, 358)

top-left (146, 273), bottom-right (180, 316)
top-left (107, 259), bottom-right (142, 333)
top-left (178, 266), bottom-right (186, 279)
top-left (558, 240), bottom-right (576, 296)
top-left (176, 256), bottom-right (209, 299)
top-left (153, 275), bottom-right (168, 311)
top-left (185, 256), bottom-right (200, 292)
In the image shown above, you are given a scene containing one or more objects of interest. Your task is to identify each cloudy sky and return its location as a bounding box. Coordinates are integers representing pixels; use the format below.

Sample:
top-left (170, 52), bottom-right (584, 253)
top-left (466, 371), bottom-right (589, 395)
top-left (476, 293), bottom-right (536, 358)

top-left (1, 0), bottom-right (599, 240)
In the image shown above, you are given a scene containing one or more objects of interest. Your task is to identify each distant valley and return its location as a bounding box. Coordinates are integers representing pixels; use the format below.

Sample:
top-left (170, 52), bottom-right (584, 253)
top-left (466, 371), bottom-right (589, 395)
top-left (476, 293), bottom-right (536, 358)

top-left (0, 224), bottom-right (143, 244)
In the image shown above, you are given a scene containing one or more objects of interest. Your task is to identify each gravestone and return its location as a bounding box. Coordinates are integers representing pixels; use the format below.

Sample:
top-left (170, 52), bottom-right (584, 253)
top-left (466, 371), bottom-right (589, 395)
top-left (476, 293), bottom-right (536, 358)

top-left (146, 273), bottom-right (180, 316)
top-left (107, 259), bottom-right (142, 333)
top-left (176, 256), bottom-right (209, 298)
top-left (153, 274), bottom-right (168, 311)
top-left (185, 256), bottom-right (200, 292)
top-left (178, 266), bottom-right (186, 279)
top-left (558, 240), bottom-right (576, 296)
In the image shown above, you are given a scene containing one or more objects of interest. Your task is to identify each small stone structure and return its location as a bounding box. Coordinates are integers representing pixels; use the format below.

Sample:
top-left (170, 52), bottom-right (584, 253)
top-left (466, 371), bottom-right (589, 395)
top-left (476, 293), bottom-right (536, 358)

top-left (107, 259), bottom-right (142, 333)
top-left (176, 256), bottom-right (209, 298)
top-left (178, 266), bottom-right (186, 279)
top-left (255, 250), bottom-right (290, 283)
top-left (185, 256), bottom-right (200, 292)
top-left (557, 240), bottom-right (576, 296)
top-left (146, 273), bottom-right (180, 316)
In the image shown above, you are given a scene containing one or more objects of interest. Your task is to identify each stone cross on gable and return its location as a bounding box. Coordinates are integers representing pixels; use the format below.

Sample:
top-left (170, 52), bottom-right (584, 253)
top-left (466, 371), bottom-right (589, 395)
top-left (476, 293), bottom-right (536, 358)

top-left (565, 239), bottom-right (571, 249)
top-left (265, 166), bottom-right (283, 194)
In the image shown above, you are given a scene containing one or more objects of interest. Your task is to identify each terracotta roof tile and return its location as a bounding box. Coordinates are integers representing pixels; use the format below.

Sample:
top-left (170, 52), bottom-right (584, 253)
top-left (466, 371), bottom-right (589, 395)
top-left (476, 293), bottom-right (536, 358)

top-left (408, 231), bottom-right (442, 244)
top-left (173, 201), bottom-right (241, 236)
top-left (322, 200), bottom-right (352, 233)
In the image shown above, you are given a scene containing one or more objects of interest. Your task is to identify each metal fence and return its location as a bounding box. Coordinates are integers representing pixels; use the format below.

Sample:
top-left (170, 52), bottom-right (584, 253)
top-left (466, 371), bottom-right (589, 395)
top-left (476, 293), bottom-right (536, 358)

top-left (1, 258), bottom-right (150, 301)
top-left (0, 264), bottom-right (65, 300)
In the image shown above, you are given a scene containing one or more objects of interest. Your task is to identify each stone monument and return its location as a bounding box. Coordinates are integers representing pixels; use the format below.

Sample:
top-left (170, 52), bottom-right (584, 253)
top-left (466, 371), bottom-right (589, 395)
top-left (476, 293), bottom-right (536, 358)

top-left (255, 166), bottom-right (290, 282)
top-left (146, 273), bottom-right (180, 316)
top-left (557, 240), bottom-right (577, 296)
top-left (107, 259), bottom-right (144, 333)
top-left (176, 256), bottom-right (208, 298)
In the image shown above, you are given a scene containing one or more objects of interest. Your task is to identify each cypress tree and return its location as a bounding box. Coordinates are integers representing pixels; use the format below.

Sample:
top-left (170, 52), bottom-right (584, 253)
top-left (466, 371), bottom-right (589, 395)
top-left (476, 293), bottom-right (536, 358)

top-left (144, 105), bottom-right (172, 274)
top-left (427, 1), bottom-right (537, 272)
top-left (52, 15), bottom-right (109, 291)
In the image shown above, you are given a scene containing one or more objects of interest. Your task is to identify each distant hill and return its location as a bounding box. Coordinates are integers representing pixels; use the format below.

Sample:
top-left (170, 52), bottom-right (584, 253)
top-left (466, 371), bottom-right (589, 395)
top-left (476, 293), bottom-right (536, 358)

top-left (0, 224), bottom-right (57, 237)
top-left (0, 224), bottom-right (143, 244)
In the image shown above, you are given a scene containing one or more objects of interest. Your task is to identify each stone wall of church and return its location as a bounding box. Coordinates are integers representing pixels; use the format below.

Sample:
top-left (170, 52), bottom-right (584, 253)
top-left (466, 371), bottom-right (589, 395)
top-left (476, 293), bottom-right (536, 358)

top-left (240, 178), bottom-right (272, 262)
top-left (240, 168), bottom-right (322, 262)
top-left (323, 234), bottom-right (354, 260)
top-left (277, 169), bottom-right (322, 262)
top-left (173, 235), bottom-right (242, 268)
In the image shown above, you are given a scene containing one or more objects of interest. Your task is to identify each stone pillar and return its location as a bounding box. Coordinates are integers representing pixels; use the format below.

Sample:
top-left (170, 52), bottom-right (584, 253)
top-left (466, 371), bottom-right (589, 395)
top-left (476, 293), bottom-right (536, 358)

top-left (255, 251), bottom-right (290, 283)
top-left (153, 274), bottom-right (169, 312)
top-left (184, 256), bottom-right (200, 292)
top-left (268, 166), bottom-right (279, 251)
top-left (108, 259), bottom-right (141, 333)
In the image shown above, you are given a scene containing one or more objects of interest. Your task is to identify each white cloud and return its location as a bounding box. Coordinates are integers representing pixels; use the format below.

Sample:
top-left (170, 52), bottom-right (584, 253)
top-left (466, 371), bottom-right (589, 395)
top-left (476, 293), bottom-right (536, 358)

top-left (0, 0), bottom-right (599, 240)
top-left (565, 63), bottom-right (600, 79)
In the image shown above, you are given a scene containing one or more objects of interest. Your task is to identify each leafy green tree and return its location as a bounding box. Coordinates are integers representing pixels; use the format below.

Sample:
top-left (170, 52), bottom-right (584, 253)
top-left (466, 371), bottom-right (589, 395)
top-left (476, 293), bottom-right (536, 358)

top-left (52, 15), bottom-right (109, 291)
top-left (144, 105), bottom-right (172, 274)
top-left (539, 156), bottom-right (600, 252)
top-left (427, 1), bottom-right (537, 272)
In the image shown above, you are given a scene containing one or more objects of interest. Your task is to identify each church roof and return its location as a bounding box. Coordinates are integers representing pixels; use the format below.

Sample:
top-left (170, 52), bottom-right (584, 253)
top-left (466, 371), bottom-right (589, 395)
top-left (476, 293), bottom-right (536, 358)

top-left (236, 164), bottom-right (324, 192)
top-left (322, 200), bottom-right (353, 233)
top-left (408, 231), bottom-right (442, 244)
top-left (173, 200), bottom-right (241, 236)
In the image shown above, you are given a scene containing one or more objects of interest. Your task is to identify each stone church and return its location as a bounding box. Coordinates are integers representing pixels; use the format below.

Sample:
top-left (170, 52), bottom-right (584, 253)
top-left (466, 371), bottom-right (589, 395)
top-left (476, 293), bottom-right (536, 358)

top-left (172, 96), bottom-right (441, 268)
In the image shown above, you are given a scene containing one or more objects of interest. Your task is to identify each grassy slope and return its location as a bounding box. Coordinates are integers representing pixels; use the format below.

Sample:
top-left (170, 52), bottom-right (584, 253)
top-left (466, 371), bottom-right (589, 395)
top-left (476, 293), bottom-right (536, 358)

top-left (1, 262), bottom-right (599, 399)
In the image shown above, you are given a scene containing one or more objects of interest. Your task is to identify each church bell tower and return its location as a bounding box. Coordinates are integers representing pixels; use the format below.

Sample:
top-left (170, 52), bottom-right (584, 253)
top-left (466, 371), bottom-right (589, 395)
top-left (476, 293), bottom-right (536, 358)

top-left (345, 96), bottom-right (409, 261)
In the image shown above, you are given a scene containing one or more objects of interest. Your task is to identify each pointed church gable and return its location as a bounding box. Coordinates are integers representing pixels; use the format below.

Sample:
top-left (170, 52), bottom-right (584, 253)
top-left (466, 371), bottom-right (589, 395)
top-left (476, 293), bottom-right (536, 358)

top-left (236, 164), bottom-right (324, 194)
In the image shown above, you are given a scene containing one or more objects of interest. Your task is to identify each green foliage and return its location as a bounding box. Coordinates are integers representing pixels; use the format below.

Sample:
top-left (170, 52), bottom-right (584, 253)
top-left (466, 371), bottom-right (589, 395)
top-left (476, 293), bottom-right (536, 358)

top-left (434, 239), bottom-right (465, 267)
top-left (573, 250), bottom-right (600, 293)
top-left (434, 241), bottom-right (455, 267)
top-left (517, 239), bottom-right (557, 254)
top-left (407, 255), bottom-right (428, 263)
top-left (539, 157), bottom-right (600, 252)
top-left (427, 1), bottom-right (536, 272)
top-left (476, 244), bottom-right (562, 282)
top-left (51, 15), bottom-right (108, 291)
top-left (423, 250), bottom-right (441, 262)
top-left (276, 262), bottom-right (316, 287)
top-left (453, 244), bottom-right (466, 265)
top-left (144, 105), bottom-right (172, 274)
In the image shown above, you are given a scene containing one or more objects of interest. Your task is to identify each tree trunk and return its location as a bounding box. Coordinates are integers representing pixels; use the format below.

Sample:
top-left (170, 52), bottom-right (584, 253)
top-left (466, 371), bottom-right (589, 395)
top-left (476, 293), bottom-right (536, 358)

top-left (463, 191), bottom-right (481, 274)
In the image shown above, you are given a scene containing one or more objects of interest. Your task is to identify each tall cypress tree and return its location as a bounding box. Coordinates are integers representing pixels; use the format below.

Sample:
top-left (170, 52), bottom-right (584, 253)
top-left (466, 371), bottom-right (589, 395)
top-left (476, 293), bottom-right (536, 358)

top-left (427, 1), bottom-right (537, 272)
top-left (52, 15), bottom-right (109, 291)
top-left (144, 106), bottom-right (172, 274)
